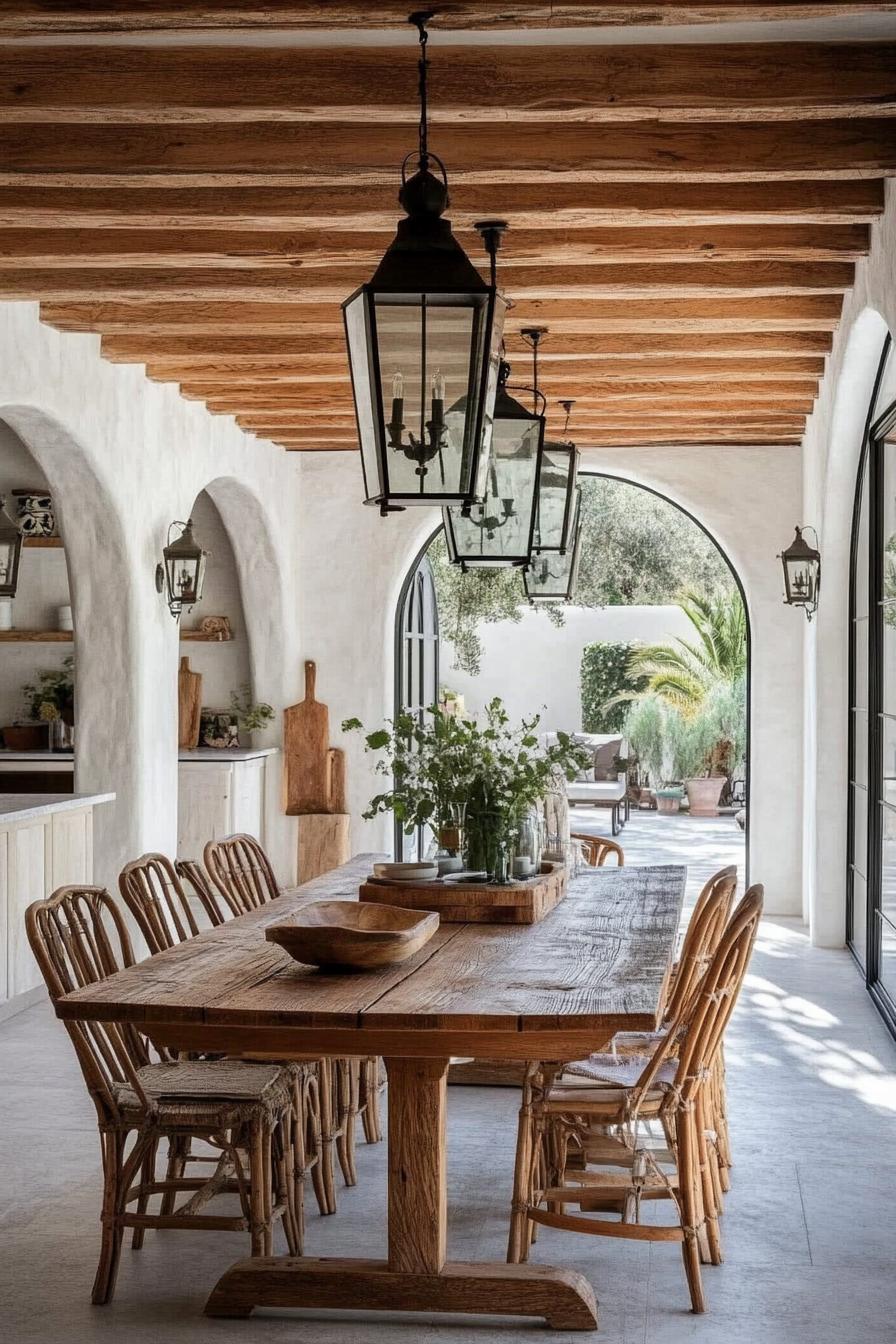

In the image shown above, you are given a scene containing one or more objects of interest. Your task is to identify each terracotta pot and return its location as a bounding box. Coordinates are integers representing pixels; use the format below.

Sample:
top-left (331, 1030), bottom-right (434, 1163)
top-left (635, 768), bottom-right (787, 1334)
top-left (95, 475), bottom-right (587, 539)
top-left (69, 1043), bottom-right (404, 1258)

top-left (656, 791), bottom-right (682, 815)
top-left (685, 776), bottom-right (727, 817)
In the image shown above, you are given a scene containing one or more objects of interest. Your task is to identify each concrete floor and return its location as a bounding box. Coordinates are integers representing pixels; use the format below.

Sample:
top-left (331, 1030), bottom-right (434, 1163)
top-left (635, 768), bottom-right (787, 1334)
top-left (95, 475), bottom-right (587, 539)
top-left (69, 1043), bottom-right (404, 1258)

top-left (2, 813), bottom-right (895, 1343)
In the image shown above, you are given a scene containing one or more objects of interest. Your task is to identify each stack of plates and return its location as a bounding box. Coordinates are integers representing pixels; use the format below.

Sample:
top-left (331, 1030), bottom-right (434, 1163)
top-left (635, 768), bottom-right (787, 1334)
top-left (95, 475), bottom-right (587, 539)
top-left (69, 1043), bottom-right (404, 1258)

top-left (372, 861), bottom-right (439, 883)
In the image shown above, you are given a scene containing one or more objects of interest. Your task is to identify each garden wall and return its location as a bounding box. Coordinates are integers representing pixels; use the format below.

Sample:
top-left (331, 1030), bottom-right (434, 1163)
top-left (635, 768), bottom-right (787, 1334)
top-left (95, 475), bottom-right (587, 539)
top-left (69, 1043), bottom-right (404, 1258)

top-left (441, 604), bottom-right (694, 732)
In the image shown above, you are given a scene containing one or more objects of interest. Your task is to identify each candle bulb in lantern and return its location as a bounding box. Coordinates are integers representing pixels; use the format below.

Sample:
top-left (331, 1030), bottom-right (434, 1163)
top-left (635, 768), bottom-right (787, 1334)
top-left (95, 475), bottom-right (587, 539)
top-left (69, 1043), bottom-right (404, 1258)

top-left (430, 369), bottom-right (445, 444)
top-left (388, 370), bottom-right (404, 448)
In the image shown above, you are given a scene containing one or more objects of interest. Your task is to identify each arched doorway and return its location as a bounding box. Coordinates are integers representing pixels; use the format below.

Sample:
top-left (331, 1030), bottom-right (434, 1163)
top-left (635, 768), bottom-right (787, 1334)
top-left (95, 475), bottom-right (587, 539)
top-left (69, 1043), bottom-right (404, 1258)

top-left (394, 472), bottom-right (750, 879)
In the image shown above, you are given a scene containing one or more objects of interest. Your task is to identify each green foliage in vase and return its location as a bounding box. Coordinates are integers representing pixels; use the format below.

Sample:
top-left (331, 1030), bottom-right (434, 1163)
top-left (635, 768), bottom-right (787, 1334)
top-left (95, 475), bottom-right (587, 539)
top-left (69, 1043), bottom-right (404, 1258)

top-left (22, 656), bottom-right (74, 723)
top-left (342, 698), bottom-right (591, 838)
top-left (229, 684), bottom-right (275, 734)
top-left (580, 641), bottom-right (646, 733)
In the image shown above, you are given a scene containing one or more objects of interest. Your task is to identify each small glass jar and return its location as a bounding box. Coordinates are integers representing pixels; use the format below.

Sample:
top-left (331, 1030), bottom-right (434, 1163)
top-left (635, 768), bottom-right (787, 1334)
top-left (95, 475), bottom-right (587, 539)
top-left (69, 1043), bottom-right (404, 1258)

top-left (512, 808), bottom-right (541, 879)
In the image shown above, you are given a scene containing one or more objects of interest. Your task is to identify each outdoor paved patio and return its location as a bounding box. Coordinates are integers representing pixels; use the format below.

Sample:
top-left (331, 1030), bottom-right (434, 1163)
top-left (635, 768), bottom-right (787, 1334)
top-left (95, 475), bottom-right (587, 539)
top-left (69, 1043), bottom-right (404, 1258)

top-left (1, 818), bottom-right (894, 1344)
top-left (569, 806), bottom-right (747, 908)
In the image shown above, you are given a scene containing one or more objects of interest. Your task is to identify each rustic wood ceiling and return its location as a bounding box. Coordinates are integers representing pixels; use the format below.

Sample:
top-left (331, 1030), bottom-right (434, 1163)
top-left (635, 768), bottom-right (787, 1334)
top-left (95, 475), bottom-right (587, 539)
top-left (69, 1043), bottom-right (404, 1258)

top-left (2, 3), bottom-right (895, 451)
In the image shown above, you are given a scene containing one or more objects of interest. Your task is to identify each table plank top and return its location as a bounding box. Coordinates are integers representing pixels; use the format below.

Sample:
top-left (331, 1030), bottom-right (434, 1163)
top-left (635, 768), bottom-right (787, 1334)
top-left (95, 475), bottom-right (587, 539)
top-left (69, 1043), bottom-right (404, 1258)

top-left (56, 855), bottom-right (685, 1039)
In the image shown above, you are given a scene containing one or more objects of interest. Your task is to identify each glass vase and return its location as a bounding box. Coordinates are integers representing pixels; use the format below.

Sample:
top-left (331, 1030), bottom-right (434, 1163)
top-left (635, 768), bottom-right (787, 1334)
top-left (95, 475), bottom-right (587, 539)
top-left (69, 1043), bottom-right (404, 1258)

top-left (435, 800), bottom-right (467, 874)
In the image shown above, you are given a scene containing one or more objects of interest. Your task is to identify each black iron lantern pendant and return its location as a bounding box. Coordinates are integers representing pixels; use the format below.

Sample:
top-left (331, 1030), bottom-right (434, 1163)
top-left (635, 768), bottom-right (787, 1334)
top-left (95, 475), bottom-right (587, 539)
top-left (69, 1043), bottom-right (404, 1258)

top-left (0, 496), bottom-right (23, 599)
top-left (342, 13), bottom-right (506, 515)
top-left (524, 485), bottom-right (583, 605)
top-left (532, 399), bottom-right (580, 555)
top-left (443, 359), bottom-right (546, 569)
top-left (779, 524), bottom-right (821, 620)
top-left (156, 519), bottom-right (208, 620)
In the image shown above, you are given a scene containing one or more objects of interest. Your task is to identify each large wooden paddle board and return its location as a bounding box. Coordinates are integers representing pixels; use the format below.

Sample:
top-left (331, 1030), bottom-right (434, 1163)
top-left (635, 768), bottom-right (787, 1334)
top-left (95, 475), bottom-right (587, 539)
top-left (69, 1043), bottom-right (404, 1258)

top-left (284, 659), bottom-right (330, 814)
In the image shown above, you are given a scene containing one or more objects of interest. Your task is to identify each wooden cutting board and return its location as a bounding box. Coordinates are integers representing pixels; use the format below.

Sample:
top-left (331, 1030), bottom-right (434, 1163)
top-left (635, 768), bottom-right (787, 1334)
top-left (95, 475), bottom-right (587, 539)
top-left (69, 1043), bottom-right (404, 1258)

top-left (284, 659), bottom-right (330, 815)
top-left (177, 655), bottom-right (202, 749)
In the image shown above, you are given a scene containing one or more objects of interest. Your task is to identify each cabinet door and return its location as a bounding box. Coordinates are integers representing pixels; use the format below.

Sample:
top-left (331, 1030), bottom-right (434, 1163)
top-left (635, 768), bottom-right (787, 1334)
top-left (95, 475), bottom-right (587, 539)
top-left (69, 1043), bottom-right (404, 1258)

top-left (7, 819), bottom-right (50, 998)
top-left (231, 759), bottom-right (265, 842)
top-left (50, 807), bottom-right (92, 889)
top-left (177, 764), bottom-right (233, 860)
top-left (0, 829), bottom-right (8, 1001)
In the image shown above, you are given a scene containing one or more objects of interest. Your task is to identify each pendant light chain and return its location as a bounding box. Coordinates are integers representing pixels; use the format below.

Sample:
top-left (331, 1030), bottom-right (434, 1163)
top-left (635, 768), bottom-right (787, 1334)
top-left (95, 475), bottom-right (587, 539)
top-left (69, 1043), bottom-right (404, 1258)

top-left (410, 11), bottom-right (433, 172)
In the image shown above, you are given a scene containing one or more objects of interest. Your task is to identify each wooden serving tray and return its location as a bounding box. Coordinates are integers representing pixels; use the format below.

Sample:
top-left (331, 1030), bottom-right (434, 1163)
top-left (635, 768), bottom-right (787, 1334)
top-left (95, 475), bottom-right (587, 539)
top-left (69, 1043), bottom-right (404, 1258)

top-left (359, 863), bottom-right (567, 925)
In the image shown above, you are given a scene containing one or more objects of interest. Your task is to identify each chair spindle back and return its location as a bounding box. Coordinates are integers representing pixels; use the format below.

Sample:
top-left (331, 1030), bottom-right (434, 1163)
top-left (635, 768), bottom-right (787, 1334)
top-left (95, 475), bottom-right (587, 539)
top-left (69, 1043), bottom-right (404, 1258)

top-left (119, 852), bottom-right (226, 955)
top-left (203, 833), bottom-right (281, 914)
top-left (664, 865), bottom-right (738, 1023)
top-left (25, 885), bottom-right (152, 1122)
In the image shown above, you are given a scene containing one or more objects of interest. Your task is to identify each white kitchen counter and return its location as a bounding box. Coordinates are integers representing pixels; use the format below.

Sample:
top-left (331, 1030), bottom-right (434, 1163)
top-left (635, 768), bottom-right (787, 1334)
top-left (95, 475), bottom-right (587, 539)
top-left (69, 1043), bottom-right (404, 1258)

top-left (0, 791), bottom-right (114, 824)
top-left (0, 790), bottom-right (115, 1019)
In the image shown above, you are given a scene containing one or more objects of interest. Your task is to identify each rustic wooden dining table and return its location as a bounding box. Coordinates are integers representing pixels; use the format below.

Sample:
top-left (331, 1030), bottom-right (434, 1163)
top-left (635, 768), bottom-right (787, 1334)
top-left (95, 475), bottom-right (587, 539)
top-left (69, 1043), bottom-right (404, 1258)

top-left (57, 854), bottom-right (686, 1332)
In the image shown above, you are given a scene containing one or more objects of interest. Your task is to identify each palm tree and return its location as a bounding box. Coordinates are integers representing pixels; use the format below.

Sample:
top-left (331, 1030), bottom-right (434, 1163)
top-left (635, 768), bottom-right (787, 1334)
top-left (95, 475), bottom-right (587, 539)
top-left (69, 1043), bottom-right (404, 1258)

top-left (627, 588), bottom-right (746, 712)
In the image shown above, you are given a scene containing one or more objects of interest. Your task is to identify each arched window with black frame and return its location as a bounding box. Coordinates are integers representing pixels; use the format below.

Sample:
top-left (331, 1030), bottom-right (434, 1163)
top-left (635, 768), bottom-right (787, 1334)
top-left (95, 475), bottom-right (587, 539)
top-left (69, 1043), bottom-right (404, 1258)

top-left (394, 544), bottom-right (440, 861)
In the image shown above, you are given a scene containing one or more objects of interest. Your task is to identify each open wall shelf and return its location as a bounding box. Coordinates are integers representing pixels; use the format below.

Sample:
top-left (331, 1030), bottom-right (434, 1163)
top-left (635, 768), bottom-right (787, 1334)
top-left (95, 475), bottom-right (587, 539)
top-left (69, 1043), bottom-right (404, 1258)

top-left (22, 537), bottom-right (64, 549)
top-left (0, 630), bottom-right (231, 643)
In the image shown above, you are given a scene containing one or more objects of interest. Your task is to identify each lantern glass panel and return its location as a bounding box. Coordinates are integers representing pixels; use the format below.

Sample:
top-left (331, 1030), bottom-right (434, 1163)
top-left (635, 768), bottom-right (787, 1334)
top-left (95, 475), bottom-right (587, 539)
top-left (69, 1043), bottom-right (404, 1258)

top-left (533, 442), bottom-right (579, 553)
top-left (525, 490), bottom-right (582, 603)
top-left (343, 289), bottom-right (381, 502)
top-left (167, 550), bottom-right (205, 611)
top-left (443, 398), bottom-right (544, 567)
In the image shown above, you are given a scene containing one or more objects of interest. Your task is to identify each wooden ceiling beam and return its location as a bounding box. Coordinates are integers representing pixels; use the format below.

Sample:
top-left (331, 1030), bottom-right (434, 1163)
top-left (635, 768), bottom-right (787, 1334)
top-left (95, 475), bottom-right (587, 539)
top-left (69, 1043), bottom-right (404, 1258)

top-left (0, 120), bottom-right (893, 185)
top-left (195, 392), bottom-right (816, 412)
top-left (41, 298), bottom-right (844, 337)
top-left (0, 223), bottom-right (871, 267)
top-left (2, 4), bottom-right (894, 37)
top-left (2, 43), bottom-right (893, 124)
top-left (5, 262), bottom-right (854, 300)
top-left (7, 181), bottom-right (883, 229)
top-left (141, 358), bottom-right (824, 385)
top-left (97, 335), bottom-right (832, 362)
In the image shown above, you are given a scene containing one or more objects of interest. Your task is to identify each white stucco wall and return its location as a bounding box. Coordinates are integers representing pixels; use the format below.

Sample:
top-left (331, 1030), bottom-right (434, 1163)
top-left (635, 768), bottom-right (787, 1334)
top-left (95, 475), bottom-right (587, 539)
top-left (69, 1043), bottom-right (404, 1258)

top-left (801, 180), bottom-right (896, 947)
top-left (0, 301), bottom-right (299, 888)
top-left (442, 604), bottom-right (695, 732)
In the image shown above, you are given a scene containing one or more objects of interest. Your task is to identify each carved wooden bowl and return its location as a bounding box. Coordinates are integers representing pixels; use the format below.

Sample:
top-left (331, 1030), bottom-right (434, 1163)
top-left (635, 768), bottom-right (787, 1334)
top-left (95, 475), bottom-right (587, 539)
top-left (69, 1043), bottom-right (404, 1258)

top-left (265, 900), bottom-right (439, 971)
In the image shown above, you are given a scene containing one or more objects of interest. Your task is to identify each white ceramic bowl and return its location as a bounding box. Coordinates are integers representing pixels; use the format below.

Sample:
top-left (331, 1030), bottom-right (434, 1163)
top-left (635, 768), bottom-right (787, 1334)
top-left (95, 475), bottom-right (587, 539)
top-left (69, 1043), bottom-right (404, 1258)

top-left (373, 861), bottom-right (439, 883)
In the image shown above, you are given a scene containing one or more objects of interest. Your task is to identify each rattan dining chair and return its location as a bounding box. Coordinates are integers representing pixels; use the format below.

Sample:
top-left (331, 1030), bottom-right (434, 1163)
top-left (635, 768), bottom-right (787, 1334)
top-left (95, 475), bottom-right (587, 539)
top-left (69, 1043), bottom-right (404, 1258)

top-left (119, 851), bottom-right (230, 953)
top-left (202, 835), bottom-right (384, 1195)
top-left (119, 852), bottom-right (328, 1222)
top-left (507, 884), bottom-right (763, 1314)
top-left (571, 833), bottom-right (624, 867)
top-left (26, 885), bottom-right (307, 1304)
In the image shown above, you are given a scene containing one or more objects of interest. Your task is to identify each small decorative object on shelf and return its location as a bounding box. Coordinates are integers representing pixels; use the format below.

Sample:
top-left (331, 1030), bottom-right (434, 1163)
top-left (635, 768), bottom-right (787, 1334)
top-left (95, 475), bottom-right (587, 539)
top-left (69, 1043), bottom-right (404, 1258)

top-left (197, 615), bottom-right (233, 641)
top-left (779, 524), bottom-right (821, 620)
top-left (343, 698), bottom-right (590, 885)
top-left (156, 518), bottom-right (208, 620)
top-left (199, 709), bottom-right (239, 749)
top-left (0, 596), bottom-right (12, 630)
top-left (341, 13), bottom-right (506, 515)
top-left (11, 488), bottom-right (56, 538)
top-left (0, 497), bottom-right (23, 598)
top-left (57, 604), bottom-right (72, 632)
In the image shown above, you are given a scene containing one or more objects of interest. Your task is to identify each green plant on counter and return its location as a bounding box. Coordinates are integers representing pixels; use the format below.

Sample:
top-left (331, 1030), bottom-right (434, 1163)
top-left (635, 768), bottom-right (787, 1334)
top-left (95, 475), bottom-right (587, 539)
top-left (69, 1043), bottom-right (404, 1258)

top-left (229, 684), bottom-right (275, 734)
top-left (22, 656), bottom-right (74, 724)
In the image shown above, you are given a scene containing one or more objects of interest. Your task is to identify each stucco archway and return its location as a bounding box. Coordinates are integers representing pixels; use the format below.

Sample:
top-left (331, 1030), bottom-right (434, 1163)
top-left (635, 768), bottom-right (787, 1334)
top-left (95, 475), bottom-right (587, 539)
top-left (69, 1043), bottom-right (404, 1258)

top-left (0, 404), bottom-right (139, 886)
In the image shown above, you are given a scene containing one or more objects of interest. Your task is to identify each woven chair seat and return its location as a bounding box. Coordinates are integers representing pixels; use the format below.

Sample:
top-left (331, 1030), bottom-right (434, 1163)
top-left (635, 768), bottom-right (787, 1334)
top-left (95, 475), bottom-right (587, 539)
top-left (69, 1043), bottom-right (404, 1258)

top-left (113, 1059), bottom-right (293, 1124)
top-left (562, 1051), bottom-right (679, 1089)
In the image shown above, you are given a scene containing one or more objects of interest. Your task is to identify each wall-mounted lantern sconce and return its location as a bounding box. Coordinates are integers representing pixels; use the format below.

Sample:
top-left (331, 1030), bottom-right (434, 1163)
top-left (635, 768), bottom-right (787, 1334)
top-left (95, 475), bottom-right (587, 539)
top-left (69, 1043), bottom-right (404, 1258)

top-left (156, 519), bottom-right (207, 620)
top-left (779, 525), bottom-right (821, 621)
top-left (0, 496), bottom-right (23, 598)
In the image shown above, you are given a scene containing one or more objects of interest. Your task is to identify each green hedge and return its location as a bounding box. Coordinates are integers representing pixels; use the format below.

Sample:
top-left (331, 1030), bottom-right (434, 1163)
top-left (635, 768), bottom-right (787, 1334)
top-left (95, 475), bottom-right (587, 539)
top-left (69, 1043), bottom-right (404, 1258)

top-left (580, 642), bottom-right (645, 733)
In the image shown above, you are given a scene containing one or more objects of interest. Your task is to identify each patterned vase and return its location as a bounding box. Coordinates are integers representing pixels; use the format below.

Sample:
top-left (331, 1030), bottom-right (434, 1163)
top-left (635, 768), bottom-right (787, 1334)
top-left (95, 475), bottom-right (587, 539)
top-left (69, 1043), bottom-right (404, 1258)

top-left (12, 489), bottom-right (56, 537)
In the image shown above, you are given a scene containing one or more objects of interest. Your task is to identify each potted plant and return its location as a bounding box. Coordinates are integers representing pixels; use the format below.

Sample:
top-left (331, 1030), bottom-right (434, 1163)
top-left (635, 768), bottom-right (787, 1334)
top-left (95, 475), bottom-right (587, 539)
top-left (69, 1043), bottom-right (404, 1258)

top-left (230, 685), bottom-right (275, 742)
top-left (667, 680), bottom-right (744, 818)
top-left (343, 699), bottom-right (590, 883)
top-left (4, 657), bottom-right (75, 750)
